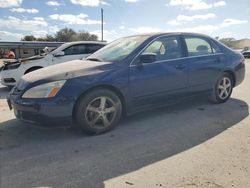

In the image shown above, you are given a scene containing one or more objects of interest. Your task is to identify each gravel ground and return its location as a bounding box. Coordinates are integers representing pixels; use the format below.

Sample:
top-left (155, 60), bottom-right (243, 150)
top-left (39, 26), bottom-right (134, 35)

top-left (0, 60), bottom-right (249, 188)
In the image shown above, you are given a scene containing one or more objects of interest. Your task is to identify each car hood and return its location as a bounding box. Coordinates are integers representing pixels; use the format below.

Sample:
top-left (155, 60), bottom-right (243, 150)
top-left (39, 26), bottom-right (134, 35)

top-left (1, 58), bottom-right (20, 65)
top-left (2, 55), bottom-right (45, 67)
top-left (21, 55), bottom-right (45, 61)
top-left (17, 60), bottom-right (112, 90)
top-left (19, 54), bottom-right (47, 65)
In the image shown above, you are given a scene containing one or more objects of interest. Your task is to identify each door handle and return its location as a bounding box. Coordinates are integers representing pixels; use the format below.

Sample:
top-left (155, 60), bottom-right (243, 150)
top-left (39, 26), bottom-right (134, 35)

top-left (175, 64), bottom-right (186, 70)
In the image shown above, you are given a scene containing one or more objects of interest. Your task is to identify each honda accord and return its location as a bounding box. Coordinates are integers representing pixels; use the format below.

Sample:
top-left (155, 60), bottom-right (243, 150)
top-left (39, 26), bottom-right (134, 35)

top-left (8, 32), bottom-right (245, 134)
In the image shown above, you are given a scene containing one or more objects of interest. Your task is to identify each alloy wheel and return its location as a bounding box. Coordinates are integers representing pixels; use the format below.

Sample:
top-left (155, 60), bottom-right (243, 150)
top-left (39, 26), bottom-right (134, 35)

top-left (217, 77), bottom-right (232, 100)
top-left (85, 96), bottom-right (117, 129)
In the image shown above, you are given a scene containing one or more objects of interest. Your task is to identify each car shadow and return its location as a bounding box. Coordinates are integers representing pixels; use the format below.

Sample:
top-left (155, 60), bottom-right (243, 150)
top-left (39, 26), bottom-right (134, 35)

top-left (0, 97), bottom-right (249, 188)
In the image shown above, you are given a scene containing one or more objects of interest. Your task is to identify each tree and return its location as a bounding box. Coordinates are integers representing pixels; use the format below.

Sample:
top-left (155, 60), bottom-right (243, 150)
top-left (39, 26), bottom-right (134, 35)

top-left (21, 35), bottom-right (36, 41)
top-left (219, 38), bottom-right (236, 48)
top-left (77, 30), bottom-right (98, 41)
top-left (36, 34), bottom-right (55, 42)
top-left (21, 28), bottom-right (99, 42)
top-left (55, 28), bottom-right (77, 42)
top-left (54, 28), bottom-right (98, 42)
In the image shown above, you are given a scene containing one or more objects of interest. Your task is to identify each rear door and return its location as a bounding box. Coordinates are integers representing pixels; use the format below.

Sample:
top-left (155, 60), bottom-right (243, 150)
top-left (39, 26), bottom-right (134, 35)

top-left (183, 35), bottom-right (225, 92)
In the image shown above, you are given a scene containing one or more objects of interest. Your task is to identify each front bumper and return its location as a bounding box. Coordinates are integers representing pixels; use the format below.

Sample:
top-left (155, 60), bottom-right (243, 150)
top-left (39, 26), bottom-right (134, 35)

top-left (1, 78), bottom-right (16, 86)
top-left (0, 69), bottom-right (19, 86)
top-left (8, 94), bottom-right (74, 127)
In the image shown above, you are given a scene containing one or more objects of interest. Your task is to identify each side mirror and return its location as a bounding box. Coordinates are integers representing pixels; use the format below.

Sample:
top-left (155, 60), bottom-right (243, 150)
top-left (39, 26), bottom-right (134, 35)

top-left (139, 53), bottom-right (156, 64)
top-left (53, 51), bottom-right (65, 57)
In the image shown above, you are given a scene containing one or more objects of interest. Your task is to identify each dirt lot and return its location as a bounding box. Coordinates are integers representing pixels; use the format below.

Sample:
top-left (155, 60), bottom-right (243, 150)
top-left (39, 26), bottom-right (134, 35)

top-left (0, 60), bottom-right (250, 188)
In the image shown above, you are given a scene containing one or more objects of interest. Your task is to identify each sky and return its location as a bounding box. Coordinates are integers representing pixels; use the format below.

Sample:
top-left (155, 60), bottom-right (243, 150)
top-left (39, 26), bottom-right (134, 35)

top-left (0, 0), bottom-right (249, 42)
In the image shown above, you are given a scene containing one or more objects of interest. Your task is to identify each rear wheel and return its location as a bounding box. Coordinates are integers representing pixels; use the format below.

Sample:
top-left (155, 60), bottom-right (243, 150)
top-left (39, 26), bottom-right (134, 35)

top-left (210, 72), bottom-right (233, 103)
top-left (74, 89), bottom-right (122, 135)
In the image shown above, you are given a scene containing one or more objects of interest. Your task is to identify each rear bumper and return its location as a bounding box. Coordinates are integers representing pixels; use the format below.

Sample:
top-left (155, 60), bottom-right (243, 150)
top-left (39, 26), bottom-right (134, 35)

top-left (8, 96), bottom-right (74, 127)
top-left (234, 62), bottom-right (245, 87)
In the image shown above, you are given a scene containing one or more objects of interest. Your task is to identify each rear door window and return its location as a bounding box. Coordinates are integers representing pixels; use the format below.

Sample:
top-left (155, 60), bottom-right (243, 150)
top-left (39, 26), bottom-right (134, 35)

top-left (184, 36), bottom-right (213, 56)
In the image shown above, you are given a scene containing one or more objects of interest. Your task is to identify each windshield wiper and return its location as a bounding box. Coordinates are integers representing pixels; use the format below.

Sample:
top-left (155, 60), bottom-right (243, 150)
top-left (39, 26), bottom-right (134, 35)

top-left (86, 57), bottom-right (103, 62)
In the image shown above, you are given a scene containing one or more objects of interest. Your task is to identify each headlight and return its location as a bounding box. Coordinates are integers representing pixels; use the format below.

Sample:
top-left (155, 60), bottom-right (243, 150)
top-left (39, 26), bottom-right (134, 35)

top-left (3, 62), bottom-right (21, 70)
top-left (22, 80), bottom-right (66, 98)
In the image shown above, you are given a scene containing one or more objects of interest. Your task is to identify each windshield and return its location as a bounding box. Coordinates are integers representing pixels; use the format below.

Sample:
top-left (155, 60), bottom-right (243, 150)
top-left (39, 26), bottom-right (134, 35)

top-left (51, 43), bottom-right (66, 54)
top-left (87, 35), bottom-right (149, 62)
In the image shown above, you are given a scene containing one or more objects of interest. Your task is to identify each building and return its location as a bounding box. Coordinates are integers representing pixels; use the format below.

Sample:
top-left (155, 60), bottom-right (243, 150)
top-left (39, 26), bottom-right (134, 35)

top-left (0, 41), bottom-right (64, 59)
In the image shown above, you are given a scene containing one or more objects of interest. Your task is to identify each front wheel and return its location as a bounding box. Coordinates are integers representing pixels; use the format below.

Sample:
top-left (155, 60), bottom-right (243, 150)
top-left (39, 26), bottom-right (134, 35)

top-left (210, 72), bottom-right (233, 103)
top-left (74, 89), bottom-right (122, 135)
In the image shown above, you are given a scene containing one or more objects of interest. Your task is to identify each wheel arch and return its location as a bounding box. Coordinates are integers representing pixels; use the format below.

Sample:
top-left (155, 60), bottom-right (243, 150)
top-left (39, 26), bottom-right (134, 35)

top-left (24, 66), bottom-right (43, 74)
top-left (223, 70), bottom-right (236, 87)
top-left (72, 84), bottom-right (127, 121)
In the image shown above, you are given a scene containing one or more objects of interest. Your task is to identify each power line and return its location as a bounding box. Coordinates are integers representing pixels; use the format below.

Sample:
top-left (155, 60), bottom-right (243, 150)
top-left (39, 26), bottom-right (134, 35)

top-left (101, 8), bottom-right (104, 41)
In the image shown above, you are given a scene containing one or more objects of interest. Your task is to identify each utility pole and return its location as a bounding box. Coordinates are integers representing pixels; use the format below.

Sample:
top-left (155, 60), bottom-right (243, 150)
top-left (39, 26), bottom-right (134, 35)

top-left (101, 8), bottom-right (104, 41)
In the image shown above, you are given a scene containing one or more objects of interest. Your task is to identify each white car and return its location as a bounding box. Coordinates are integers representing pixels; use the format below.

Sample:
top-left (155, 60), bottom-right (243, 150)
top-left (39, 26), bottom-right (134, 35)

top-left (242, 50), bottom-right (250, 58)
top-left (0, 41), bottom-right (106, 87)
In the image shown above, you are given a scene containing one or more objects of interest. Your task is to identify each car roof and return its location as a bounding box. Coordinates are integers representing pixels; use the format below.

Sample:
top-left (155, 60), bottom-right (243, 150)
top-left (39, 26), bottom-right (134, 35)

top-left (52, 41), bottom-right (106, 53)
top-left (124, 32), bottom-right (212, 39)
top-left (63, 41), bottom-right (107, 46)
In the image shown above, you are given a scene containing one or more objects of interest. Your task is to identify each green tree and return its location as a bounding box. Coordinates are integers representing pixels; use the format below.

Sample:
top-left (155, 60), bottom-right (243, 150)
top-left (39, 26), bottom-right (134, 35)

top-left (21, 35), bottom-right (36, 41)
top-left (77, 30), bottom-right (98, 41)
top-left (21, 28), bottom-right (99, 42)
top-left (219, 38), bottom-right (236, 48)
top-left (36, 34), bottom-right (55, 42)
top-left (55, 28), bottom-right (77, 42)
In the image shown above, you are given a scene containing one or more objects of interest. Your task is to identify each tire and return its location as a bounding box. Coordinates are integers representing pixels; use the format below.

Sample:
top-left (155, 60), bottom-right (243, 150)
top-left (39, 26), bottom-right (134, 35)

top-left (74, 89), bottom-right (122, 135)
top-left (209, 72), bottom-right (233, 103)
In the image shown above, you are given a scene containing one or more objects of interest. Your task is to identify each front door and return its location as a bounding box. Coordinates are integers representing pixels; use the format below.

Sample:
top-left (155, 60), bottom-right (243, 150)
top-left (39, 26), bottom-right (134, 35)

top-left (129, 35), bottom-right (188, 107)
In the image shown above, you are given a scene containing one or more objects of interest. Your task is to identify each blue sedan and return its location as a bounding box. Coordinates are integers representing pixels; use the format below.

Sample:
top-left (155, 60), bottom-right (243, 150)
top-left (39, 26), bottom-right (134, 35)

top-left (8, 32), bottom-right (245, 134)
